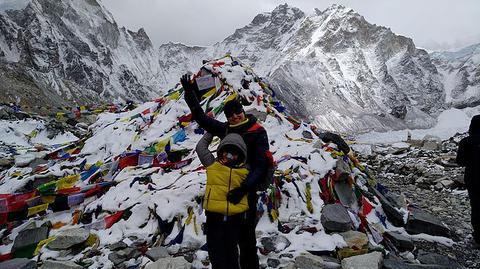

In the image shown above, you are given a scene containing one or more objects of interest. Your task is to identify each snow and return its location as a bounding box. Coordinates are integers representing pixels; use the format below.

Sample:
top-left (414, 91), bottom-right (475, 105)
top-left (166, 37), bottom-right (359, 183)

top-left (355, 107), bottom-right (480, 144)
top-left (0, 0), bottom-right (31, 12)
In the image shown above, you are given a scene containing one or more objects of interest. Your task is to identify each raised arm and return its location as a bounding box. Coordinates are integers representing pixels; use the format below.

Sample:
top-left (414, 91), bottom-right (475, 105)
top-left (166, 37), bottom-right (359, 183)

top-left (196, 133), bottom-right (215, 167)
top-left (181, 74), bottom-right (227, 136)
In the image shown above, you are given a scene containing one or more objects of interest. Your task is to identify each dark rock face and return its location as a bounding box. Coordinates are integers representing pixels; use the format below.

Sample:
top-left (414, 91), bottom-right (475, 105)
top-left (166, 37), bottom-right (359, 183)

top-left (12, 226), bottom-right (49, 253)
top-left (384, 231), bottom-right (414, 252)
top-left (405, 207), bottom-right (450, 237)
top-left (320, 203), bottom-right (352, 232)
top-left (0, 258), bottom-right (37, 269)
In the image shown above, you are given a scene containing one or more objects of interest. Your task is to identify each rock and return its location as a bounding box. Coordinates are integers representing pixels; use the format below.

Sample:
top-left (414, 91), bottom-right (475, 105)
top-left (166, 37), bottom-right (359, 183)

top-left (440, 179), bottom-right (455, 189)
top-left (108, 252), bottom-right (126, 266)
top-left (294, 252), bottom-right (326, 269)
top-left (0, 157), bottom-right (14, 167)
top-left (47, 228), bottom-right (90, 250)
top-left (302, 130), bottom-right (314, 140)
top-left (146, 246), bottom-right (169, 261)
top-left (0, 258), bottom-right (37, 269)
top-left (369, 186), bottom-right (405, 227)
top-left (145, 257), bottom-right (191, 269)
top-left (341, 251), bottom-right (383, 269)
top-left (12, 226), bottom-right (49, 254)
top-left (41, 260), bottom-right (83, 269)
top-left (383, 258), bottom-right (452, 269)
top-left (405, 208), bottom-right (450, 237)
top-left (321, 204), bottom-right (352, 232)
top-left (260, 234), bottom-right (291, 253)
top-left (267, 258), bottom-right (281, 268)
top-left (340, 231), bottom-right (368, 249)
top-left (384, 231), bottom-right (414, 251)
top-left (119, 247), bottom-right (141, 260)
top-left (434, 182), bottom-right (443, 191)
top-left (422, 135), bottom-right (441, 151)
top-left (335, 158), bottom-right (352, 182)
top-left (108, 241), bottom-right (128, 251)
top-left (0, 106), bottom-right (14, 119)
top-left (247, 108), bottom-right (268, 122)
top-left (417, 252), bottom-right (462, 268)
top-left (14, 153), bottom-right (37, 167)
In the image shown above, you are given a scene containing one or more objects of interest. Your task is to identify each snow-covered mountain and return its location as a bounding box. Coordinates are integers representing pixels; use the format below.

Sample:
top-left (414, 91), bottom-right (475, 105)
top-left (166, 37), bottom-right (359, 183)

top-left (431, 43), bottom-right (480, 109)
top-left (159, 4), bottom-right (446, 133)
top-left (0, 0), bottom-right (163, 108)
top-left (1, 1), bottom-right (475, 134)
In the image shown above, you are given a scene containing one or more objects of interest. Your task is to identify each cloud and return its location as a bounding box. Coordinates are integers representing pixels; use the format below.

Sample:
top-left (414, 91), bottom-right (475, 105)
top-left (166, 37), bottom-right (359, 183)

top-left (101, 0), bottom-right (480, 51)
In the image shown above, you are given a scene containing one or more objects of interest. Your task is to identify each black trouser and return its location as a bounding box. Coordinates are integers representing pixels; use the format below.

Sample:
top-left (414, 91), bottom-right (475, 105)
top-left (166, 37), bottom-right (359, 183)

top-left (205, 211), bottom-right (245, 269)
top-left (467, 185), bottom-right (480, 242)
top-left (238, 192), bottom-right (259, 269)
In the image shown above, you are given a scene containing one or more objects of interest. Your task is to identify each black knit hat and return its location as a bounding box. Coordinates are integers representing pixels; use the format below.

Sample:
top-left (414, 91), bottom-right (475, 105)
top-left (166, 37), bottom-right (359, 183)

top-left (223, 99), bottom-right (244, 118)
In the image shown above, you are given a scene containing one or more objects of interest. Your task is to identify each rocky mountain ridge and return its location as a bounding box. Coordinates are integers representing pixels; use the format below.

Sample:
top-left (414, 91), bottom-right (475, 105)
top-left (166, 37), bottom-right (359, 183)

top-left (1, 1), bottom-right (478, 134)
top-left (0, 0), bottom-right (163, 108)
top-left (158, 4), bottom-right (449, 133)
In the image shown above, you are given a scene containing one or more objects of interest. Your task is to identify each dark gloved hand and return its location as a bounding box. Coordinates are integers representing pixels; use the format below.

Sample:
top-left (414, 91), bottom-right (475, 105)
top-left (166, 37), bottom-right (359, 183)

top-left (180, 74), bottom-right (195, 93)
top-left (227, 186), bottom-right (248, 205)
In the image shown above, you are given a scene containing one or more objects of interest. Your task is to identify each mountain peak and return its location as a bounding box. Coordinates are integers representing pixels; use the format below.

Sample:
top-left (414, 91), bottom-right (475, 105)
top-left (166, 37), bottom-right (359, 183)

top-left (271, 3), bottom-right (304, 19)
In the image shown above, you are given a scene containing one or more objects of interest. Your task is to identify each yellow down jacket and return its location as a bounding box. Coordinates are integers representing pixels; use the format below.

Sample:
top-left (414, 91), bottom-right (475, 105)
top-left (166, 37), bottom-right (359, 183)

top-left (196, 133), bottom-right (249, 215)
top-left (204, 162), bottom-right (249, 215)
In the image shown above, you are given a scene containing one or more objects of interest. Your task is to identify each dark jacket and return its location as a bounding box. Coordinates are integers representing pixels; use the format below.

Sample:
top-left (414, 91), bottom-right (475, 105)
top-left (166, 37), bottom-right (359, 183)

top-left (185, 89), bottom-right (269, 190)
top-left (457, 115), bottom-right (480, 187)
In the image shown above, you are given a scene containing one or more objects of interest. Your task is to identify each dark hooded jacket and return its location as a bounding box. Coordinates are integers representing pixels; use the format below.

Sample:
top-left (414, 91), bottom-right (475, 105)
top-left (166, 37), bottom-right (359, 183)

top-left (457, 115), bottom-right (480, 187)
top-left (185, 89), bottom-right (269, 190)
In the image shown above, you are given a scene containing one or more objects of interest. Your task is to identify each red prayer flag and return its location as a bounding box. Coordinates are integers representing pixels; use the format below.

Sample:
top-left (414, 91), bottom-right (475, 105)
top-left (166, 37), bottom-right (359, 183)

top-left (362, 196), bottom-right (374, 216)
top-left (105, 211), bottom-right (124, 229)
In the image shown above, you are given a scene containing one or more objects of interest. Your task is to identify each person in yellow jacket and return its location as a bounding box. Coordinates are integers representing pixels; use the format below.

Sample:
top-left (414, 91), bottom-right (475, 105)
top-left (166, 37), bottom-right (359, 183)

top-left (196, 132), bottom-right (249, 269)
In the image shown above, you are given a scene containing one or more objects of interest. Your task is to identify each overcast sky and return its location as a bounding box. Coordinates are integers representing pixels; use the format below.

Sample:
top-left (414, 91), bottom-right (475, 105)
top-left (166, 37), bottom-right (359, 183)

top-left (101, 0), bottom-right (480, 51)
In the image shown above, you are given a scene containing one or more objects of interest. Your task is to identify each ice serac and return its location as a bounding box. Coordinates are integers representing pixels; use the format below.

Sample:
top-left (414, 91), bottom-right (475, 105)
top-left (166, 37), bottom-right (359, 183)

top-left (431, 43), bottom-right (480, 109)
top-left (0, 0), bottom-right (162, 108)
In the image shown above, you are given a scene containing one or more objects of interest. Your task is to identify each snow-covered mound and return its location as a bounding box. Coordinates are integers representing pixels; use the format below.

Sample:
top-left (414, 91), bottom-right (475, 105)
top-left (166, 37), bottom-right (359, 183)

top-left (0, 57), bottom-right (452, 268)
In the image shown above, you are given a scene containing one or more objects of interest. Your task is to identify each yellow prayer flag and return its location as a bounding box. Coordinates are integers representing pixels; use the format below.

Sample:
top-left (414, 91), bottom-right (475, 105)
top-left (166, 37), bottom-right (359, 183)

top-left (193, 215), bottom-right (198, 235)
top-left (201, 88), bottom-right (217, 99)
top-left (154, 137), bottom-right (170, 153)
top-left (185, 207), bottom-right (193, 225)
top-left (27, 203), bottom-right (49, 217)
top-left (224, 93), bottom-right (238, 103)
top-left (85, 233), bottom-right (99, 248)
top-left (34, 236), bottom-right (57, 256)
top-left (56, 174), bottom-right (79, 189)
top-left (66, 147), bottom-right (78, 154)
top-left (167, 91), bottom-right (181, 101)
top-left (41, 196), bottom-right (56, 204)
top-left (80, 106), bottom-right (86, 111)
